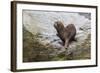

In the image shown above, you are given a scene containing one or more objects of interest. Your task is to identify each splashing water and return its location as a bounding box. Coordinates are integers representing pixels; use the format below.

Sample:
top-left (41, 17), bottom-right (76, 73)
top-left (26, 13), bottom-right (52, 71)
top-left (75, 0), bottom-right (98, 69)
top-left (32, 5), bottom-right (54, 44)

top-left (23, 10), bottom-right (91, 47)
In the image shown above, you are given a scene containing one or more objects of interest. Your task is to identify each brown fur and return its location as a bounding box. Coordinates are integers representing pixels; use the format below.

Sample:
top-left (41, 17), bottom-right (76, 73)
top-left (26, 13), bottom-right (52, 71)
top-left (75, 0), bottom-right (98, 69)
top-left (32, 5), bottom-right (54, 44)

top-left (54, 21), bottom-right (76, 48)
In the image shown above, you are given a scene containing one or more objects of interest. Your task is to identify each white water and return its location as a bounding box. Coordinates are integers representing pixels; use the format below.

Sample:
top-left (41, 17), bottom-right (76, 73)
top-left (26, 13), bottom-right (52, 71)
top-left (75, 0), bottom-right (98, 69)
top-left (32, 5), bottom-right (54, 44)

top-left (23, 10), bottom-right (91, 47)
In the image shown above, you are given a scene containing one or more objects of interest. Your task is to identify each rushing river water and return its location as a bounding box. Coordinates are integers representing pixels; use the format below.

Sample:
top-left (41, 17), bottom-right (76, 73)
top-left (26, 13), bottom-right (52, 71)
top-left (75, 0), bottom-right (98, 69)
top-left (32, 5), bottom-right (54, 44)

top-left (23, 10), bottom-right (91, 48)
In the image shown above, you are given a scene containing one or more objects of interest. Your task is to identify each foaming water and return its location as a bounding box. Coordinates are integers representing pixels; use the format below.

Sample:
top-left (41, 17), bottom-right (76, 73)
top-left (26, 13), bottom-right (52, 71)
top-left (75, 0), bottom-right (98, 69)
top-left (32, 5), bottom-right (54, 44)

top-left (23, 10), bottom-right (91, 46)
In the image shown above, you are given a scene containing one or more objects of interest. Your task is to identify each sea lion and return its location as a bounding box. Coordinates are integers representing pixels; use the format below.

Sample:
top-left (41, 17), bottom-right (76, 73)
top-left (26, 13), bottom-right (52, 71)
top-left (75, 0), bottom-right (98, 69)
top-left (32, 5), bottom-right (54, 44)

top-left (54, 21), bottom-right (76, 48)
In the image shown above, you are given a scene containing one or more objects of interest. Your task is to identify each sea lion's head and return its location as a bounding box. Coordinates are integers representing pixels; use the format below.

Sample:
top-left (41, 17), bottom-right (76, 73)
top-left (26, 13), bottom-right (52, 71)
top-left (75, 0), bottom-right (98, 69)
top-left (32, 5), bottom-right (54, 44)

top-left (54, 21), bottom-right (64, 32)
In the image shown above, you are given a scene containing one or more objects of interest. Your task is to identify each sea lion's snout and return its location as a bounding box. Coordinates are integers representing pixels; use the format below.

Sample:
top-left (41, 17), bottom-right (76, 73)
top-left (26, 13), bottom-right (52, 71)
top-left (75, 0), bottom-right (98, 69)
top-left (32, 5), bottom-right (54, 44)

top-left (54, 22), bottom-right (57, 28)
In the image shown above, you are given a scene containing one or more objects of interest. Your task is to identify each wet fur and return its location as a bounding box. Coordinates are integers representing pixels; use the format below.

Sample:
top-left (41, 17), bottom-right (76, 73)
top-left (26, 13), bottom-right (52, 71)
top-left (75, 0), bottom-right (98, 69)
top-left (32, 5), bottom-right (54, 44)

top-left (54, 21), bottom-right (76, 48)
